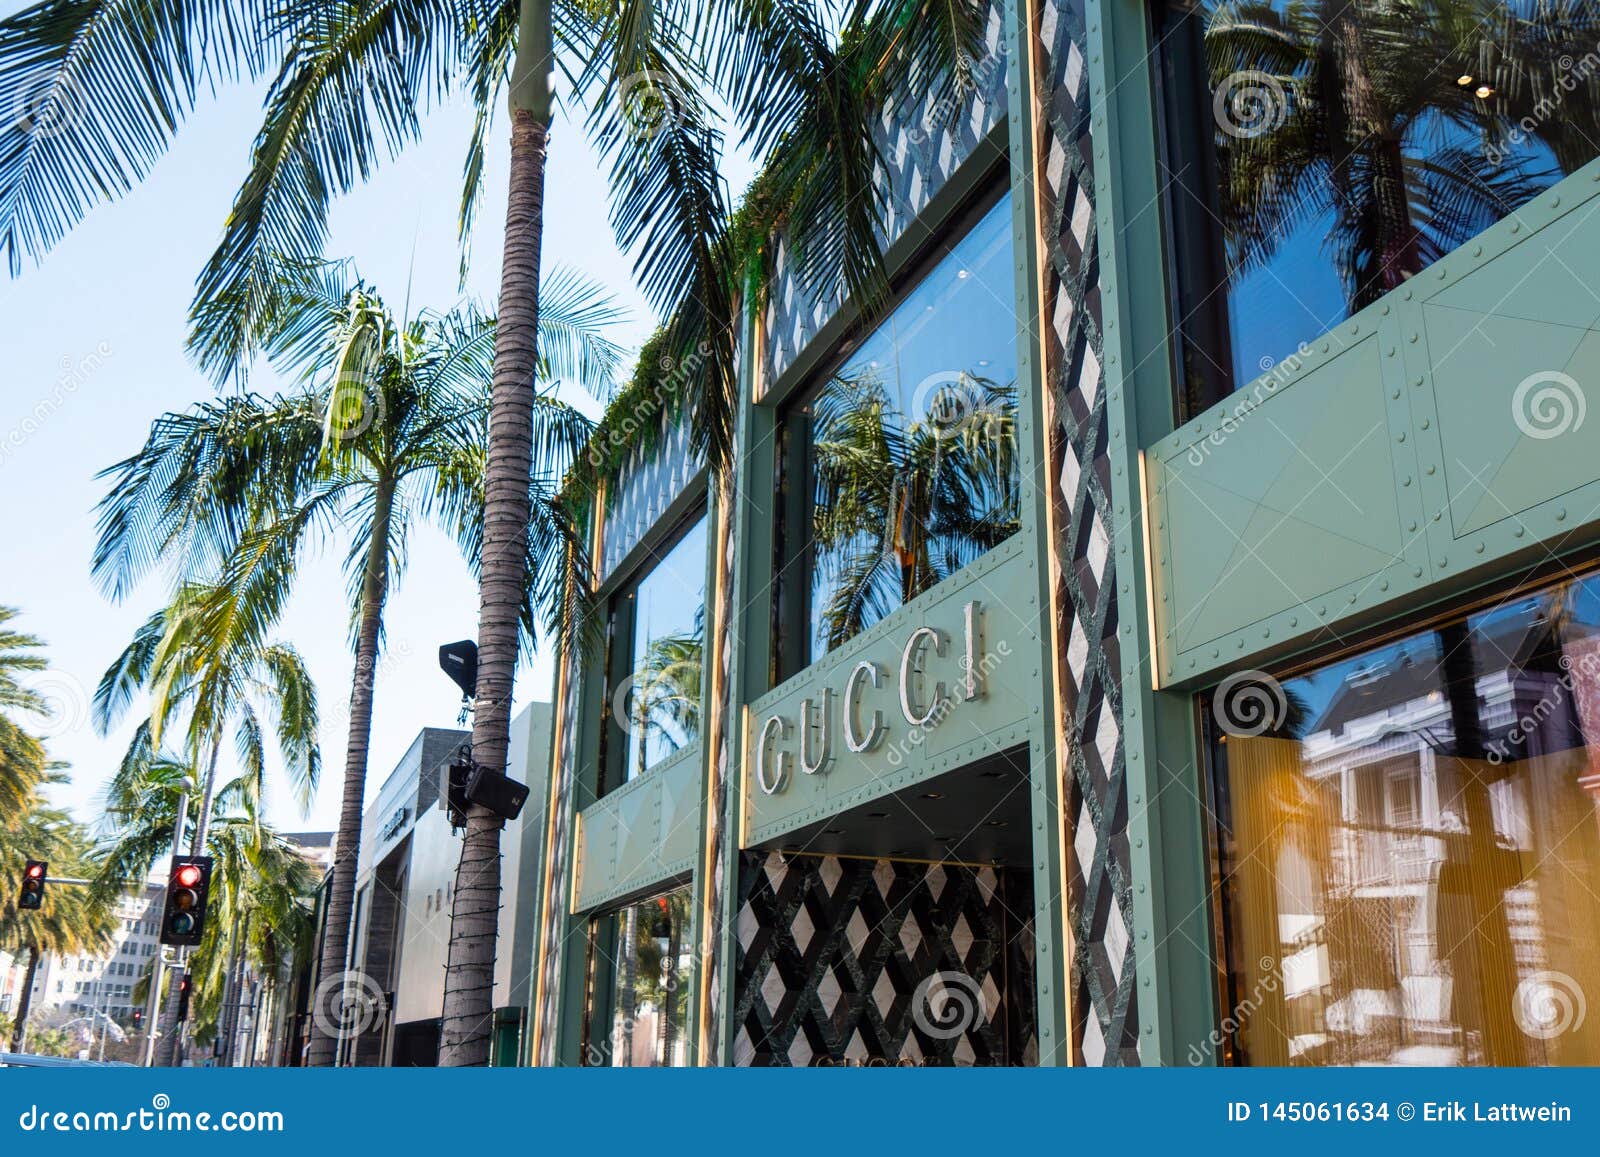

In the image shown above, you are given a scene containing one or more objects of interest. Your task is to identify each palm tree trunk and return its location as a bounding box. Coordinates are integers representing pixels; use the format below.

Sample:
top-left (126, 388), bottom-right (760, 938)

top-left (153, 965), bottom-right (184, 1067)
top-left (440, 0), bottom-right (552, 1069)
top-left (307, 479), bottom-right (395, 1066)
top-left (9, 945), bottom-right (39, 1052)
top-left (220, 912), bottom-right (247, 1065)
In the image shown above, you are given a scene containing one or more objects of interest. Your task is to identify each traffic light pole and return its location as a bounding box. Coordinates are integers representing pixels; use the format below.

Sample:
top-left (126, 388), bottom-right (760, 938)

top-left (142, 787), bottom-right (190, 1068)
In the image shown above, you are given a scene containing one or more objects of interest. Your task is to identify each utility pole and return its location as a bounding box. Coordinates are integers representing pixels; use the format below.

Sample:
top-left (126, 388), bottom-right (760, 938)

top-left (95, 980), bottom-right (108, 1062)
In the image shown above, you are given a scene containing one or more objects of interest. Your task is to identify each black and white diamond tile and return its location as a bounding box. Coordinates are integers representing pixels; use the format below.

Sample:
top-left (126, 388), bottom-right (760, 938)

top-left (1034, 0), bottom-right (1140, 1065)
top-left (731, 852), bottom-right (1036, 1066)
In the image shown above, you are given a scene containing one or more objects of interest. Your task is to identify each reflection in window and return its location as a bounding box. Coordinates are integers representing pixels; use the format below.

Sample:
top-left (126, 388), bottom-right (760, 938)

top-left (612, 517), bottom-right (706, 783)
top-left (586, 888), bottom-right (692, 1067)
top-left (782, 194), bottom-right (1020, 669)
top-left (1208, 573), bottom-right (1600, 1065)
top-left (1157, 0), bottom-right (1600, 415)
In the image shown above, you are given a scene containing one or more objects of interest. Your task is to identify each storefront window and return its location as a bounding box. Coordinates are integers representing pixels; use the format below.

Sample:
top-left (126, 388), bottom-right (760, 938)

top-left (584, 888), bottom-right (692, 1067)
top-left (606, 516), bottom-right (706, 788)
top-left (777, 193), bottom-right (1020, 674)
top-left (1206, 572), bottom-right (1600, 1066)
top-left (1156, 0), bottom-right (1600, 417)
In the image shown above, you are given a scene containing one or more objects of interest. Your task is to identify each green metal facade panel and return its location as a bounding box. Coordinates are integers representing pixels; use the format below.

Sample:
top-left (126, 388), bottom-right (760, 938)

top-left (741, 539), bottom-right (1040, 847)
top-left (1147, 159), bottom-right (1600, 687)
top-left (571, 743), bottom-right (701, 913)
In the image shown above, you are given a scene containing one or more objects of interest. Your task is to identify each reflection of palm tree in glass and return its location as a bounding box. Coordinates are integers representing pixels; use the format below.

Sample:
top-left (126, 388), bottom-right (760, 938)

top-left (1208, 0), bottom-right (1600, 310)
top-left (614, 890), bottom-right (691, 1066)
top-left (629, 609), bottom-right (704, 779)
top-left (810, 371), bottom-right (1019, 651)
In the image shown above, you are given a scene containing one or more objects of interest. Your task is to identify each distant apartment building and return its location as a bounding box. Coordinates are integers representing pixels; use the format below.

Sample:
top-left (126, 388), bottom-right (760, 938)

top-left (2, 882), bottom-right (163, 1033)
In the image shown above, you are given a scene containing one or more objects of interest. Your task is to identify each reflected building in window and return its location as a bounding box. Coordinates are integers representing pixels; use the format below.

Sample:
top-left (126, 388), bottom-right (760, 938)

top-left (1212, 578), bottom-right (1600, 1066)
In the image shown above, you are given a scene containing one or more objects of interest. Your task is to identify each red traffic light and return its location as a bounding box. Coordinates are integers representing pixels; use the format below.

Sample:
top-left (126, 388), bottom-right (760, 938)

top-left (18, 860), bottom-right (47, 910)
top-left (160, 856), bottom-right (212, 946)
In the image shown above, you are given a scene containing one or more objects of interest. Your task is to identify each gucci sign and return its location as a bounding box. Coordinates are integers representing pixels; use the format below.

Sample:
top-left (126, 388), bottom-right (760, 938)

top-left (753, 601), bottom-right (1001, 795)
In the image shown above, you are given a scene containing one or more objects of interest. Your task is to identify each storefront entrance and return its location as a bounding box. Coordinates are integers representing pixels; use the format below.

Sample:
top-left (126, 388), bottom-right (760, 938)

top-left (733, 747), bottom-right (1038, 1065)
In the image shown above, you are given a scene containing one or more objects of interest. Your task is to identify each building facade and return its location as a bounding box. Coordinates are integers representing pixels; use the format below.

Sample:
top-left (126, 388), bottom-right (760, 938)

top-left (4, 883), bottom-right (164, 1031)
top-left (526, 0), bottom-right (1600, 1067)
top-left (342, 705), bottom-right (551, 1065)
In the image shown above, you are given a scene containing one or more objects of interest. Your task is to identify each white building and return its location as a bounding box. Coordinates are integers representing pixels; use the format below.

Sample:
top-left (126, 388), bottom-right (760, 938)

top-left (3, 881), bottom-right (164, 1047)
top-left (342, 701), bottom-right (551, 1065)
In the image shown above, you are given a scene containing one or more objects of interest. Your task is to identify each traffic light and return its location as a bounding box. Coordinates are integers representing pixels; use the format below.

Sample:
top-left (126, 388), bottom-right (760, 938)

top-left (18, 860), bottom-right (46, 910)
top-left (159, 855), bottom-right (213, 946)
top-left (175, 971), bottom-right (192, 1022)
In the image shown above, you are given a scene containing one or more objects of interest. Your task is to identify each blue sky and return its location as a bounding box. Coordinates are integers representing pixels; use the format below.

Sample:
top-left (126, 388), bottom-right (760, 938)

top-left (0, 30), bottom-right (753, 838)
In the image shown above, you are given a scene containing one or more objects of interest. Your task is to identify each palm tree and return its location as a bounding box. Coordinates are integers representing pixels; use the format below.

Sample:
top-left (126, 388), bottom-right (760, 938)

top-left (1, 796), bottom-right (114, 1053)
top-left (1204, 0), bottom-right (1600, 311)
top-left (92, 580), bottom-right (319, 1065)
top-left (93, 581), bottom-right (321, 848)
top-left (809, 372), bottom-right (1019, 651)
top-left (0, 606), bottom-right (50, 825)
top-left (2, 0), bottom-right (1000, 1064)
top-left (97, 262), bottom-right (615, 1065)
top-left (93, 736), bottom-right (319, 1063)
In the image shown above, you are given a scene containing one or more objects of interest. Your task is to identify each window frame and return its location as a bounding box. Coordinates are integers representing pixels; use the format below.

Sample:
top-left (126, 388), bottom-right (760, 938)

top-left (1198, 558), bottom-right (1600, 1065)
top-left (770, 177), bottom-right (1019, 684)
top-left (1150, 0), bottom-right (1237, 421)
top-left (578, 882), bottom-right (694, 1068)
top-left (1148, 0), bottom-right (1600, 424)
top-left (598, 505), bottom-right (709, 796)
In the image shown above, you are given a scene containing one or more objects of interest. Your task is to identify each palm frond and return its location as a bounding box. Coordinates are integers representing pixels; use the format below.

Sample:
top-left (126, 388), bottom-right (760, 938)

top-left (186, 0), bottom-right (458, 380)
top-left (0, 0), bottom-right (272, 274)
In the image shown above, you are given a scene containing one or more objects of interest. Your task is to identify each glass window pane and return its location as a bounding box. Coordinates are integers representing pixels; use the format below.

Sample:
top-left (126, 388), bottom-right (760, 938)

top-left (587, 888), bottom-right (693, 1067)
top-left (796, 193), bottom-right (1020, 666)
top-left (1208, 572), bottom-right (1600, 1065)
top-left (1159, 0), bottom-right (1600, 413)
top-left (620, 518), bottom-right (707, 780)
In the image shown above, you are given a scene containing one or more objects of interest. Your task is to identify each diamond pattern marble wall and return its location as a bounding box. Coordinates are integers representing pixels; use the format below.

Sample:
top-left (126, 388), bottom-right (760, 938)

top-left (1034, 0), bottom-right (1140, 1064)
top-left (599, 412), bottom-right (703, 585)
top-left (732, 852), bottom-right (1036, 1065)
